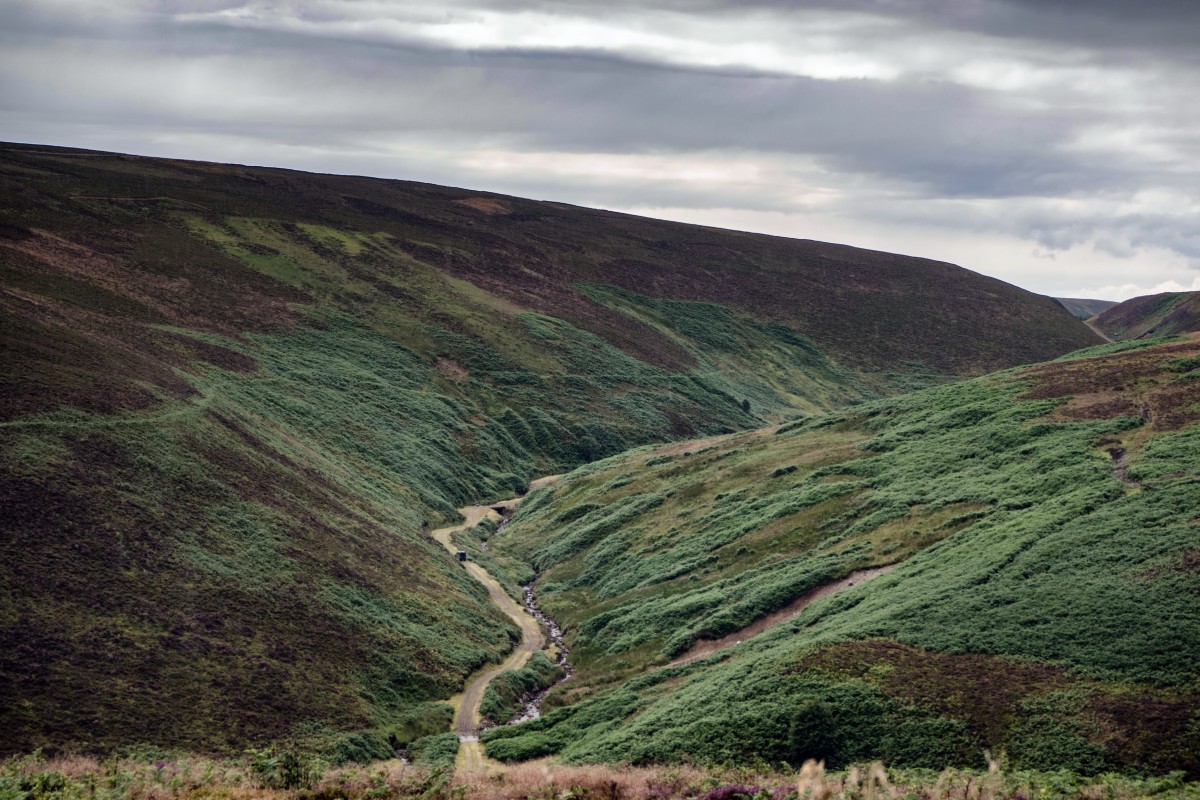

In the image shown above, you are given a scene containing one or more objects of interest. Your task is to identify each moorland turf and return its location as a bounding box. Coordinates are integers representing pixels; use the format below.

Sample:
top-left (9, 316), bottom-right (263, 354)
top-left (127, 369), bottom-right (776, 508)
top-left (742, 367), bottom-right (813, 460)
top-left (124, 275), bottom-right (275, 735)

top-left (483, 336), bottom-right (1200, 775)
top-left (1093, 291), bottom-right (1200, 341)
top-left (0, 141), bottom-right (1106, 759)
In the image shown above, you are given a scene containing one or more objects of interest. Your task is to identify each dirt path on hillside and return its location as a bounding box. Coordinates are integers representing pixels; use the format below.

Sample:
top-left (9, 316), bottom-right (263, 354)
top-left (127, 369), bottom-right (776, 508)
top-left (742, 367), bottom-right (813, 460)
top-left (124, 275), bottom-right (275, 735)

top-left (430, 476), bottom-right (562, 770)
top-left (436, 472), bottom-right (895, 768)
top-left (668, 564), bottom-right (898, 667)
top-left (1107, 447), bottom-right (1142, 488)
top-left (433, 510), bottom-right (544, 737)
top-left (1085, 318), bottom-right (1114, 343)
top-left (650, 425), bottom-right (784, 458)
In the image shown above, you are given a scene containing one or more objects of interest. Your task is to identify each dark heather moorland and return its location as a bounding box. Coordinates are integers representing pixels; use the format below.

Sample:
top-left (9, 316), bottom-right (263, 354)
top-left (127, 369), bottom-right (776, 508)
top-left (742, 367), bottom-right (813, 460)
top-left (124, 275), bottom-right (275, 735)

top-left (8, 142), bottom-right (1193, 777)
top-left (1093, 292), bottom-right (1200, 342)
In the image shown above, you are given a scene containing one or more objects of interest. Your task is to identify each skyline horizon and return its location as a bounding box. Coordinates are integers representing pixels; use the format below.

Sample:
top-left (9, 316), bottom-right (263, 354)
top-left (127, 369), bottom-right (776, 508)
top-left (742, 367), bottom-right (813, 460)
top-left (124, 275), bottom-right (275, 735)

top-left (8, 134), bottom-right (1176, 305)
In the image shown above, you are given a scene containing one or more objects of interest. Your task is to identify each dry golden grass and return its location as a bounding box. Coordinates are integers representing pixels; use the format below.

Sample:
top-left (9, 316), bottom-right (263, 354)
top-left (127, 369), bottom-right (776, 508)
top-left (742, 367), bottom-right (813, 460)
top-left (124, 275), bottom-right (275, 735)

top-left (453, 763), bottom-right (709, 800)
top-left (5, 752), bottom-right (1196, 800)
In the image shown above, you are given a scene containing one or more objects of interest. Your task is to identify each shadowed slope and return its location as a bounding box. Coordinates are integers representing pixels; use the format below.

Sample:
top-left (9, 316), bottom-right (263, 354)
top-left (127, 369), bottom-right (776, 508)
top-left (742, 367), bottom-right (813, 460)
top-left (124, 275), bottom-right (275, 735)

top-left (1055, 297), bottom-right (1117, 320)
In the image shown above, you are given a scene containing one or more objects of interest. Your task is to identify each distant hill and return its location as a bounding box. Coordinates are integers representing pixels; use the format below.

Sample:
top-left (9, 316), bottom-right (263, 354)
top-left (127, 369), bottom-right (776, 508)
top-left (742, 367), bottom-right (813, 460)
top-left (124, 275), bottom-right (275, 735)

top-left (486, 335), bottom-right (1200, 775)
top-left (1093, 291), bottom-right (1200, 340)
top-left (1055, 296), bottom-right (1117, 320)
top-left (0, 142), bottom-right (1098, 756)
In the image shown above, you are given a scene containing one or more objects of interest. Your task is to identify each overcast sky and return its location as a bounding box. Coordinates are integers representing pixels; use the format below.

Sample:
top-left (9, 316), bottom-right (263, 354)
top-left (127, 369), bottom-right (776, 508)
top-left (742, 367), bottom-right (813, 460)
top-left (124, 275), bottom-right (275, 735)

top-left (4, 1), bottom-right (1200, 300)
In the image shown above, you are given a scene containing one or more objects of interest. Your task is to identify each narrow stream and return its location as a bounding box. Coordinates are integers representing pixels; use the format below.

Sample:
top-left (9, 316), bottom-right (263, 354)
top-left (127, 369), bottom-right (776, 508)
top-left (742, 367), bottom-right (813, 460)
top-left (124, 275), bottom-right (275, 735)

top-left (507, 578), bottom-right (573, 724)
top-left (480, 513), bottom-right (508, 550)
top-left (489, 511), bottom-right (572, 726)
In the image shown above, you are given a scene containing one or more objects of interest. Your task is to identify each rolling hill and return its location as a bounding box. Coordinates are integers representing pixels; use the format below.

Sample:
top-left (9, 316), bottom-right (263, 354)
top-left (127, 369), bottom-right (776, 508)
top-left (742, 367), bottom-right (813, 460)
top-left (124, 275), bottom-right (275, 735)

top-left (0, 141), bottom-right (1100, 756)
top-left (1055, 297), bottom-right (1117, 321)
top-left (1093, 291), bottom-right (1200, 341)
top-left (484, 335), bottom-right (1200, 775)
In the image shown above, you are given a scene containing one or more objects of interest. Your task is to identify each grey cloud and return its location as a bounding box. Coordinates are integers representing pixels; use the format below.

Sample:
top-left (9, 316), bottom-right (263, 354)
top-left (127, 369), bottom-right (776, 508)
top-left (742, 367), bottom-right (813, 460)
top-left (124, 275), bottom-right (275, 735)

top-left (2, 0), bottom-right (1198, 293)
top-left (431, 0), bottom-right (1200, 54)
top-left (3, 9), bottom-right (1145, 203)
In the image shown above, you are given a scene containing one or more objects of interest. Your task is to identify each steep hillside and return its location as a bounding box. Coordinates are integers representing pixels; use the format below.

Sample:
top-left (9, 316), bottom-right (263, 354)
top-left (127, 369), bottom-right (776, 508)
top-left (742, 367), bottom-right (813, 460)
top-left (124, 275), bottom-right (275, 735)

top-left (1055, 297), bottom-right (1117, 320)
top-left (0, 141), bottom-right (1098, 756)
top-left (485, 336), bottom-right (1200, 775)
top-left (1093, 292), bottom-right (1200, 340)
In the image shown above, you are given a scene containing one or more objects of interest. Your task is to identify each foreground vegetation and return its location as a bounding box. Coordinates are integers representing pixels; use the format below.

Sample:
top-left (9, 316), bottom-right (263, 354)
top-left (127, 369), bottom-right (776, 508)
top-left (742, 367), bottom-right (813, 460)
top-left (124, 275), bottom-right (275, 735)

top-left (485, 336), bottom-right (1200, 775)
top-left (4, 751), bottom-right (1199, 800)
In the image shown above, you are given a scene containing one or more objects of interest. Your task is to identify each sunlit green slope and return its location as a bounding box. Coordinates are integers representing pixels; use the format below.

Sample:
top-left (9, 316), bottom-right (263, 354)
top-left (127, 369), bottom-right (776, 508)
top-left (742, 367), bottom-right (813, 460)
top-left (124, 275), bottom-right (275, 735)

top-left (485, 336), bottom-right (1200, 776)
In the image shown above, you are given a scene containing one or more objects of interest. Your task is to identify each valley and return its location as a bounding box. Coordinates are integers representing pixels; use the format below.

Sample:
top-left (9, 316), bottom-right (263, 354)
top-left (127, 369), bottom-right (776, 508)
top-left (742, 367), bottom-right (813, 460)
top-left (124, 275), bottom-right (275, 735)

top-left (1093, 291), bottom-right (1200, 342)
top-left (429, 487), bottom-right (558, 771)
top-left (480, 335), bottom-right (1200, 774)
top-left (1, 143), bottom-right (1197, 789)
top-left (431, 476), bottom-right (903, 772)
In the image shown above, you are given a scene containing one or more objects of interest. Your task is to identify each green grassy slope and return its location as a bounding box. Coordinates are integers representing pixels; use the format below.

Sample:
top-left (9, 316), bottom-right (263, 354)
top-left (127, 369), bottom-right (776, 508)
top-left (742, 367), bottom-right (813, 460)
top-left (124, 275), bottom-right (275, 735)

top-left (0, 141), bottom-right (1098, 755)
top-left (1093, 292), bottom-right (1200, 341)
top-left (484, 336), bottom-right (1200, 775)
top-left (0, 317), bottom-right (529, 756)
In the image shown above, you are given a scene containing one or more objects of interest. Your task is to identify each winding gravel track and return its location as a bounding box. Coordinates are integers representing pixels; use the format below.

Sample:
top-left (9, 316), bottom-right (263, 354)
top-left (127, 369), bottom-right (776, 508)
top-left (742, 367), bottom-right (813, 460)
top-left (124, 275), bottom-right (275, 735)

top-left (429, 475), bottom-right (561, 769)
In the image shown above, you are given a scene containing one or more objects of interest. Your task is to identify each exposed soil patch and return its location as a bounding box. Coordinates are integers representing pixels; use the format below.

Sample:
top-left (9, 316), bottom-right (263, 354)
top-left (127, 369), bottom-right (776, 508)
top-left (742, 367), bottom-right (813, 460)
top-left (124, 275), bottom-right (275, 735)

top-left (1138, 547), bottom-right (1200, 579)
top-left (1054, 392), bottom-right (1140, 421)
top-left (454, 197), bottom-right (511, 216)
top-left (435, 356), bottom-right (469, 381)
top-left (1107, 447), bottom-right (1138, 487)
top-left (669, 565), bottom-right (897, 666)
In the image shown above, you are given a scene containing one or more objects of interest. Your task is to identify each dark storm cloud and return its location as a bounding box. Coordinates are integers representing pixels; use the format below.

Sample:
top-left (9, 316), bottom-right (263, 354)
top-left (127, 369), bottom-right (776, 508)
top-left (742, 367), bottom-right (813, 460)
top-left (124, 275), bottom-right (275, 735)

top-left (924, 0), bottom-right (1200, 53)
top-left (448, 0), bottom-right (1200, 53)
